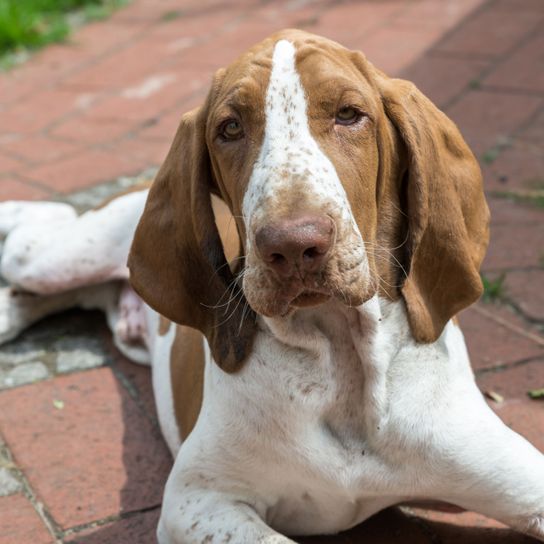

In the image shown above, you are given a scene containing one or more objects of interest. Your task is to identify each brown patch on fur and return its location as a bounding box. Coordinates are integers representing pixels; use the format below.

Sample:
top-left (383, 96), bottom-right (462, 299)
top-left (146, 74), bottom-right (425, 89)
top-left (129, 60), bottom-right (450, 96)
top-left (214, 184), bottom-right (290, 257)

top-left (170, 325), bottom-right (205, 441)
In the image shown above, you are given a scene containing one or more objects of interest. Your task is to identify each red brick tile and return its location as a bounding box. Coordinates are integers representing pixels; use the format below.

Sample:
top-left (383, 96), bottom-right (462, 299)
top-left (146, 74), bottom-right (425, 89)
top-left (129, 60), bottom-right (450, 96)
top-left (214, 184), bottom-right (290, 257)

top-left (24, 149), bottom-right (145, 192)
top-left (446, 91), bottom-right (542, 158)
top-left (106, 336), bottom-right (157, 421)
top-left (494, 0), bottom-right (544, 12)
top-left (493, 398), bottom-right (544, 452)
top-left (107, 137), bottom-right (170, 169)
top-left (392, 0), bottom-right (484, 29)
top-left (174, 20), bottom-right (284, 71)
top-left (1, 135), bottom-right (82, 165)
top-left (51, 114), bottom-right (136, 145)
top-left (401, 54), bottom-right (489, 108)
top-left (72, 21), bottom-right (143, 56)
top-left (65, 508), bottom-right (160, 544)
top-left (0, 90), bottom-right (85, 134)
top-left (307, 1), bottom-right (404, 48)
top-left (0, 494), bottom-right (53, 544)
top-left (409, 506), bottom-right (505, 529)
top-left (459, 304), bottom-right (544, 371)
top-left (357, 24), bottom-right (445, 76)
top-left (483, 141), bottom-right (544, 192)
top-left (61, 37), bottom-right (181, 91)
top-left (86, 70), bottom-right (206, 123)
top-left (436, 6), bottom-right (542, 57)
top-left (487, 196), bottom-right (544, 226)
top-left (484, 32), bottom-right (544, 93)
top-left (477, 359), bottom-right (544, 400)
top-left (483, 221), bottom-right (544, 271)
top-left (0, 177), bottom-right (52, 201)
top-left (0, 152), bottom-right (25, 174)
top-left (298, 507), bottom-right (433, 543)
top-left (0, 368), bottom-right (172, 529)
top-left (504, 270), bottom-right (544, 322)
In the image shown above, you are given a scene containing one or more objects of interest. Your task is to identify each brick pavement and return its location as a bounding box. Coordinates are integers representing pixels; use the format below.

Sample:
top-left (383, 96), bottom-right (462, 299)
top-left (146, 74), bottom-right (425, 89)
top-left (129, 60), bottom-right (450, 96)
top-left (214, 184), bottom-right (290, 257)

top-left (0, 0), bottom-right (543, 542)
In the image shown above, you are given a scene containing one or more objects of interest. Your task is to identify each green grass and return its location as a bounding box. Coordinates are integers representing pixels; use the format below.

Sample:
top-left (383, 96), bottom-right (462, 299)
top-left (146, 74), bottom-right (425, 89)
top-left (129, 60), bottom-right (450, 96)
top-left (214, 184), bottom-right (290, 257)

top-left (481, 273), bottom-right (506, 303)
top-left (0, 0), bottom-right (127, 65)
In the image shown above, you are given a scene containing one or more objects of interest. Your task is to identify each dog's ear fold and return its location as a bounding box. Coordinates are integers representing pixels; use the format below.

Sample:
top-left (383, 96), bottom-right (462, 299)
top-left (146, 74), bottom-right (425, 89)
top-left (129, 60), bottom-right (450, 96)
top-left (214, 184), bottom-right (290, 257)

top-left (375, 72), bottom-right (489, 342)
top-left (128, 105), bottom-right (256, 372)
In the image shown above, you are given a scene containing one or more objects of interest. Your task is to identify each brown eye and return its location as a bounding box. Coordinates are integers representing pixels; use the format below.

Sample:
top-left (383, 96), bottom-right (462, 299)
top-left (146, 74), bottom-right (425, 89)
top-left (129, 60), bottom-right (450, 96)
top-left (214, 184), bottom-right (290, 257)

top-left (220, 119), bottom-right (244, 140)
top-left (335, 106), bottom-right (361, 126)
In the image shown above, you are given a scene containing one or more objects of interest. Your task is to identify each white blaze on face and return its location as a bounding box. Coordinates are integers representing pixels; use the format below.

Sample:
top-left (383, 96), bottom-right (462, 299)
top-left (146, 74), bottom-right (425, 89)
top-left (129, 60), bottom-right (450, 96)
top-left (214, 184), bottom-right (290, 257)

top-left (241, 39), bottom-right (371, 314)
top-left (242, 39), bottom-right (364, 250)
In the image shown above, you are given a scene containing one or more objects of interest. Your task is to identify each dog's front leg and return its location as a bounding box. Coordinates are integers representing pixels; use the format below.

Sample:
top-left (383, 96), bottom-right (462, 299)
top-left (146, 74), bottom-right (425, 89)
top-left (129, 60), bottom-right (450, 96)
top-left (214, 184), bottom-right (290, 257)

top-left (435, 396), bottom-right (544, 541)
top-left (158, 484), bottom-right (295, 544)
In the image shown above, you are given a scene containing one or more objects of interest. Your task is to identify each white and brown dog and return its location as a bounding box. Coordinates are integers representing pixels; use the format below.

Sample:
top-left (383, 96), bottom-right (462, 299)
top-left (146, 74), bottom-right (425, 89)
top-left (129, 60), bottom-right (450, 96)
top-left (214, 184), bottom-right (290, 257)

top-left (0, 30), bottom-right (543, 543)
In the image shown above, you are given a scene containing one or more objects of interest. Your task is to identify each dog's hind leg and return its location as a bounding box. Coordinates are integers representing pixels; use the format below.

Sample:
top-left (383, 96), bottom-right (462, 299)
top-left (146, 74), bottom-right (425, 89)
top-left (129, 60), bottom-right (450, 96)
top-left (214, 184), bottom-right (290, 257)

top-left (0, 190), bottom-right (150, 362)
top-left (1, 190), bottom-right (148, 295)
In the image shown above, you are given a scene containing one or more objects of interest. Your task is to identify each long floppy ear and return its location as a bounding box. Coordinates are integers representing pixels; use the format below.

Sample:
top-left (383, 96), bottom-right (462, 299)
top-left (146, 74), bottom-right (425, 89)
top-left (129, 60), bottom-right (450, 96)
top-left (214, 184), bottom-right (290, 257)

top-left (128, 104), bottom-right (256, 372)
top-left (377, 73), bottom-right (490, 342)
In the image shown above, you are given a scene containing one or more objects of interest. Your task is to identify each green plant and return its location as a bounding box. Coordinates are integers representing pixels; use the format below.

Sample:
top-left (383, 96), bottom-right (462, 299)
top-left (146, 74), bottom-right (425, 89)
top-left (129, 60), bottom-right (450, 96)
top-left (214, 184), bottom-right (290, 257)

top-left (481, 273), bottom-right (506, 303)
top-left (0, 0), bottom-right (127, 61)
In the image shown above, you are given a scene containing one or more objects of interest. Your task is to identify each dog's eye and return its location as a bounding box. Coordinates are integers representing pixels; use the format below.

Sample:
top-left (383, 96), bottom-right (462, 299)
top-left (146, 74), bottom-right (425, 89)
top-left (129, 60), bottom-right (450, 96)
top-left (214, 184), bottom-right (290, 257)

top-left (220, 119), bottom-right (244, 140)
top-left (335, 106), bottom-right (361, 126)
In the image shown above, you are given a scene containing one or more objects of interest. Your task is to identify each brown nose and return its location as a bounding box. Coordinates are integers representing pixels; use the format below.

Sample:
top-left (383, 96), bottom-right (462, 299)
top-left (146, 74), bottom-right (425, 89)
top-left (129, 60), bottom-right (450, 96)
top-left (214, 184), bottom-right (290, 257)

top-left (255, 214), bottom-right (334, 278)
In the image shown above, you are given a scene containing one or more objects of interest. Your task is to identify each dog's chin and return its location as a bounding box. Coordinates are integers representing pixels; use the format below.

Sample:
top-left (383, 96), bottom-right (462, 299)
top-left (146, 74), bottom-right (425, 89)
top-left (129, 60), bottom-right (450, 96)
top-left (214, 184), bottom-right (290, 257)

top-left (245, 282), bottom-right (371, 319)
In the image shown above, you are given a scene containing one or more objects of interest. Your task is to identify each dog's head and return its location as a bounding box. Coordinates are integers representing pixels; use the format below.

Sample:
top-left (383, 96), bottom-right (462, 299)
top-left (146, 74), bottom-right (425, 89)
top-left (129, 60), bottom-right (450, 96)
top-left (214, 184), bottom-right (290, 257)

top-left (128, 30), bottom-right (489, 372)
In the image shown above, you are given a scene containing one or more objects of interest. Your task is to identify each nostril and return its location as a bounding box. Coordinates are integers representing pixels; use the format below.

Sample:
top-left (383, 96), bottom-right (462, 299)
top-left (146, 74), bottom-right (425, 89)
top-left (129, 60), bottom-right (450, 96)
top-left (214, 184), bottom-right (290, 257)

top-left (270, 253), bottom-right (286, 265)
top-left (303, 247), bottom-right (321, 261)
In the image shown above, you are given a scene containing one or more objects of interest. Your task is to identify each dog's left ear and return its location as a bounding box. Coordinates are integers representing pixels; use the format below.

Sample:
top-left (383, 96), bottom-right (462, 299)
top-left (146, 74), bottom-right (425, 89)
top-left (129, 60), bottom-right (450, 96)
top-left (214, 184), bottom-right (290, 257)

top-left (373, 68), bottom-right (490, 343)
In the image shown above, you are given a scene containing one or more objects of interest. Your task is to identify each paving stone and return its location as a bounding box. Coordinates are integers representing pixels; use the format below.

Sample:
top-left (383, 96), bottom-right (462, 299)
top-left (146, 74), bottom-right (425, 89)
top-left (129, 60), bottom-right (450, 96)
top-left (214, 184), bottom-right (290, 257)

top-left (0, 467), bottom-right (23, 497)
top-left (0, 90), bottom-right (85, 134)
top-left (391, 0), bottom-right (484, 29)
top-left (477, 359), bottom-right (544, 401)
top-left (357, 24), bottom-right (445, 76)
top-left (0, 177), bottom-right (51, 201)
top-left (487, 195), bottom-right (544, 226)
top-left (401, 53), bottom-right (489, 109)
top-left (493, 398), bottom-right (544, 452)
top-left (0, 309), bottom-right (110, 388)
top-left (60, 169), bottom-right (155, 212)
top-left (446, 90), bottom-right (542, 157)
top-left (1, 361), bottom-right (49, 388)
top-left (484, 140), bottom-right (544, 192)
top-left (0, 493), bottom-right (53, 544)
top-left (484, 30), bottom-right (544, 93)
top-left (24, 149), bottom-right (145, 193)
top-left (0, 152), bottom-right (25, 174)
top-left (459, 304), bottom-right (544, 371)
top-left (483, 221), bottom-right (544, 271)
top-left (436, 6), bottom-right (541, 57)
top-left (0, 367), bottom-right (172, 529)
top-left (50, 114), bottom-right (137, 145)
top-left (65, 508), bottom-right (160, 543)
top-left (0, 135), bottom-right (82, 165)
top-left (504, 270), bottom-right (544, 322)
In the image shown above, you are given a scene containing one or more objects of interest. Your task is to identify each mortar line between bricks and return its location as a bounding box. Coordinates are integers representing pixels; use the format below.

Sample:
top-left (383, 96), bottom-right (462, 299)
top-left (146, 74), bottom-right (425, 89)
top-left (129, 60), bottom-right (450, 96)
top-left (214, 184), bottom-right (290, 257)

top-left (474, 354), bottom-right (544, 376)
top-left (478, 85), bottom-right (544, 98)
top-left (60, 502), bottom-right (162, 539)
top-left (0, 430), bottom-right (64, 543)
top-left (441, 11), bottom-right (544, 112)
top-left (473, 304), bottom-right (544, 347)
top-left (109, 364), bottom-right (161, 430)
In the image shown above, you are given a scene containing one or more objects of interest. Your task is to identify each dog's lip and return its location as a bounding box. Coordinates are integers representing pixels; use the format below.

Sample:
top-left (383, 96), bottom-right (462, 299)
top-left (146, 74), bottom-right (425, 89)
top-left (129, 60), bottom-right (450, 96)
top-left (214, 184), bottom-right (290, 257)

top-left (290, 290), bottom-right (331, 308)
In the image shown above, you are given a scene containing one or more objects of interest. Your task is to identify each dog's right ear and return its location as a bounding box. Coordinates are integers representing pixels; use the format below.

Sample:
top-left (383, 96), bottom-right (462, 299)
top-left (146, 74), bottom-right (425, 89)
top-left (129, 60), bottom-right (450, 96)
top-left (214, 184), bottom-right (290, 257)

top-left (128, 104), bottom-right (256, 373)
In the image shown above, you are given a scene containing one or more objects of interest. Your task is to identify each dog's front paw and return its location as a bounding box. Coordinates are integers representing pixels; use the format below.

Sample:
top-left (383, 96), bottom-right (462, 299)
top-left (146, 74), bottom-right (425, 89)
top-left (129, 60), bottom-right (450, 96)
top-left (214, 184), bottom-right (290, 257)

top-left (0, 287), bottom-right (31, 345)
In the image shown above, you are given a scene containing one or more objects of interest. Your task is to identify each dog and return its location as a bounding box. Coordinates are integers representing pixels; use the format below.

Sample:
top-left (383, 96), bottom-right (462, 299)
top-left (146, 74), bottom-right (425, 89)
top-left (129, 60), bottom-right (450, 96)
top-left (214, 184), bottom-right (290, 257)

top-left (0, 30), bottom-right (543, 543)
